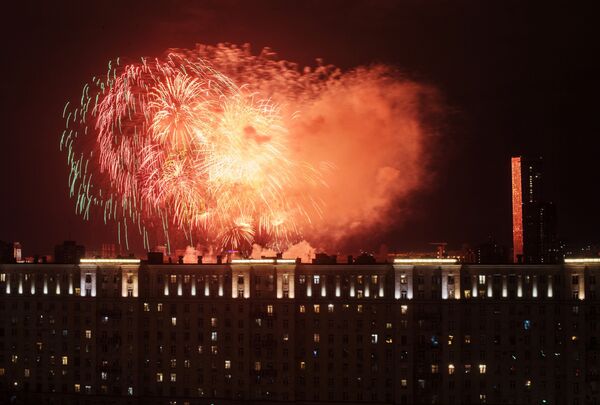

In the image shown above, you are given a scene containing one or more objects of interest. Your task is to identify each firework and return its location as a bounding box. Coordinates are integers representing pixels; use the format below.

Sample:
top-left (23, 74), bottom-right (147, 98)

top-left (62, 45), bottom-right (327, 254)
top-left (62, 43), bottom-right (434, 256)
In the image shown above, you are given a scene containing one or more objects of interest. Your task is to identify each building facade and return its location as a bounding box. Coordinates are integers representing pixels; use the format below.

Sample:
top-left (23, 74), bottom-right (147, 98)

top-left (0, 259), bottom-right (598, 405)
top-left (511, 156), bottom-right (559, 264)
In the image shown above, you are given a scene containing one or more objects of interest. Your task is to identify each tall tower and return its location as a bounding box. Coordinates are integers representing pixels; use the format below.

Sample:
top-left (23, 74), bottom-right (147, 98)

top-left (511, 156), bottom-right (558, 264)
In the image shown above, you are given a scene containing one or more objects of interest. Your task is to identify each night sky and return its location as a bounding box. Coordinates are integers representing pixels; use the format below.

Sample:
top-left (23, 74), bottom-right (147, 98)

top-left (1, 0), bottom-right (599, 256)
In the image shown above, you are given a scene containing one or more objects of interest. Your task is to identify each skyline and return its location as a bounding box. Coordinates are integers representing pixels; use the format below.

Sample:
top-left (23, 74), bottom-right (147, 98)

top-left (1, 1), bottom-right (599, 256)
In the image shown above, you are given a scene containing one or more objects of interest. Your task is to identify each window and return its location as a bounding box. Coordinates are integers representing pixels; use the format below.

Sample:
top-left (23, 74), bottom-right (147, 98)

top-left (299, 305), bottom-right (306, 313)
top-left (357, 305), bottom-right (363, 313)
top-left (371, 334), bottom-right (378, 344)
top-left (157, 303), bottom-right (163, 312)
top-left (448, 364), bottom-right (455, 375)
top-left (171, 317), bottom-right (177, 326)
top-left (523, 320), bottom-right (531, 330)
top-left (85, 330), bottom-right (92, 339)
top-left (465, 364), bottom-right (472, 374)
top-left (313, 304), bottom-right (320, 313)
top-left (170, 359), bottom-right (176, 368)
top-left (300, 361), bottom-right (306, 370)
top-left (254, 361), bottom-right (261, 371)
top-left (211, 332), bottom-right (218, 342)
top-left (143, 303), bottom-right (150, 312)
top-left (314, 275), bottom-right (320, 284)
top-left (314, 333), bottom-right (320, 343)
top-left (170, 275), bottom-right (177, 283)
top-left (225, 360), bottom-right (231, 369)
top-left (62, 356), bottom-right (68, 365)
top-left (283, 333), bottom-right (289, 342)
top-left (464, 335), bottom-right (471, 344)
top-left (267, 305), bottom-right (273, 314)
top-left (448, 335), bottom-right (454, 345)
top-left (170, 373), bottom-right (176, 382)
top-left (211, 317), bottom-right (217, 327)
top-left (479, 364), bottom-right (487, 374)
top-left (74, 383), bottom-right (80, 392)
top-left (328, 304), bottom-right (334, 313)
top-left (401, 305), bottom-right (408, 315)
top-left (401, 379), bottom-right (407, 388)
top-left (479, 275), bottom-right (486, 285)
top-left (156, 373), bottom-right (163, 382)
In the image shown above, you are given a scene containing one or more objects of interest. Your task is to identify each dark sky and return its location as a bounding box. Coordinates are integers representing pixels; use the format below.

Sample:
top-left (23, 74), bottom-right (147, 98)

top-left (1, 0), bottom-right (599, 256)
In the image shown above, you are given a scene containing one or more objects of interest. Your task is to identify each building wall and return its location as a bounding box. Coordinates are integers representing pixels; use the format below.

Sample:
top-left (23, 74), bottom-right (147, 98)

top-left (0, 262), bottom-right (598, 405)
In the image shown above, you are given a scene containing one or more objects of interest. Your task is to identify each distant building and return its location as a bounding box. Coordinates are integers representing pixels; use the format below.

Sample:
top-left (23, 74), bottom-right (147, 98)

top-left (0, 241), bottom-right (14, 263)
top-left (475, 237), bottom-right (508, 264)
top-left (54, 241), bottom-right (85, 264)
top-left (511, 156), bottom-right (559, 263)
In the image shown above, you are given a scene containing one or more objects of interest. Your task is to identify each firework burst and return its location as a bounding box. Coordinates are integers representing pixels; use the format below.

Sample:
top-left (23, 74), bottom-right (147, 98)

top-left (62, 45), bottom-right (326, 254)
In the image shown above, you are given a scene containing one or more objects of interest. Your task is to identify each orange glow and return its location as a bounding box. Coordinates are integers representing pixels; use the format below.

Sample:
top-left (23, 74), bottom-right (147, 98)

top-left (511, 157), bottom-right (523, 263)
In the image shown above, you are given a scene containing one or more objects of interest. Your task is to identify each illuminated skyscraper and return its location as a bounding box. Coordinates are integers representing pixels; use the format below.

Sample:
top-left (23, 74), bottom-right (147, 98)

top-left (511, 156), bottom-right (558, 263)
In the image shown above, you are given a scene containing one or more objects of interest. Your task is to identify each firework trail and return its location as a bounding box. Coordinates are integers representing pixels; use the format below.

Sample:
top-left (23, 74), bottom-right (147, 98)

top-left (61, 44), bottom-right (436, 255)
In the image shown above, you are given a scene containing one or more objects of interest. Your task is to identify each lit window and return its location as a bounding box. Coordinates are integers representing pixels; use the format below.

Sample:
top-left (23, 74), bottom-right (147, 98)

top-left (197, 345), bottom-right (203, 354)
top-left (74, 383), bottom-right (80, 392)
top-left (479, 275), bottom-right (486, 284)
top-left (328, 304), bottom-right (334, 313)
top-left (225, 360), bottom-right (231, 369)
top-left (143, 303), bottom-right (150, 312)
top-left (401, 305), bottom-right (408, 315)
top-left (299, 305), bottom-right (306, 313)
top-left (211, 345), bottom-right (218, 355)
top-left (386, 322), bottom-right (392, 329)
top-left (85, 330), bottom-right (92, 339)
top-left (525, 379), bottom-right (532, 387)
top-left (480, 394), bottom-right (487, 403)
top-left (464, 335), bottom-right (471, 344)
top-left (254, 361), bottom-right (261, 371)
top-left (357, 305), bottom-right (363, 313)
top-left (0, 274), bottom-right (5, 282)
top-left (523, 320), bottom-right (531, 330)
top-left (313, 275), bottom-right (320, 284)
top-left (300, 361), bottom-right (306, 370)
top-left (184, 359), bottom-right (191, 368)
top-left (24, 368), bottom-right (30, 378)
top-left (431, 364), bottom-right (439, 374)
top-left (62, 356), bottom-right (68, 366)
top-left (371, 334), bottom-right (378, 344)
top-left (156, 373), bottom-right (163, 382)
top-left (465, 364), bottom-right (472, 374)
top-left (170, 373), bottom-right (176, 382)
top-left (171, 317), bottom-right (177, 326)
top-left (314, 333), bottom-right (320, 343)
top-left (127, 387), bottom-right (133, 396)
top-left (170, 359), bottom-right (176, 368)
top-left (11, 355), bottom-right (18, 364)
top-left (211, 332), bottom-right (218, 341)
top-left (385, 336), bottom-right (393, 344)
top-left (448, 364), bottom-right (455, 375)
top-left (101, 371), bottom-right (108, 380)
top-left (400, 379), bottom-right (407, 387)
top-left (211, 317), bottom-right (217, 327)
top-left (283, 333), bottom-right (289, 342)
top-left (267, 305), bottom-right (273, 314)
top-left (157, 303), bottom-right (163, 312)
top-left (170, 275), bottom-right (177, 283)
top-left (313, 304), bottom-right (320, 313)
top-left (571, 335), bottom-right (578, 341)
top-left (479, 364), bottom-right (487, 374)
top-left (448, 335), bottom-right (454, 345)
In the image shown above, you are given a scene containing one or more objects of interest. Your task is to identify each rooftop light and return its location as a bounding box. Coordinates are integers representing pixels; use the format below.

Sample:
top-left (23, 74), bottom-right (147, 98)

top-left (393, 258), bottom-right (458, 264)
top-left (564, 258), bottom-right (600, 264)
top-left (80, 258), bottom-right (141, 264)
